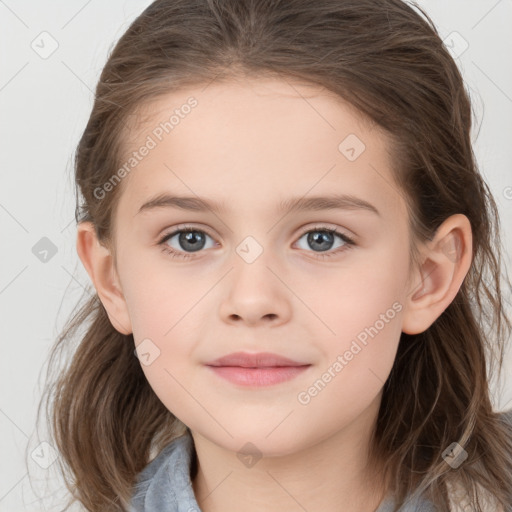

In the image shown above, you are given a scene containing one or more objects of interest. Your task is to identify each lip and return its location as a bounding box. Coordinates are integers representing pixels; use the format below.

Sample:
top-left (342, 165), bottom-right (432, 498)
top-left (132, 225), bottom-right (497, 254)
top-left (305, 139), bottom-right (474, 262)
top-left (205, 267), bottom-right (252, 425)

top-left (205, 351), bottom-right (311, 387)
top-left (205, 351), bottom-right (309, 368)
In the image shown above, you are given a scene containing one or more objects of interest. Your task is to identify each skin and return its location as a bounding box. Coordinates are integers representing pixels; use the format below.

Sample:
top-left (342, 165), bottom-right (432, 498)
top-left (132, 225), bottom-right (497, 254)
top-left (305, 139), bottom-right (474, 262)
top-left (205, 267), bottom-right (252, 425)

top-left (76, 77), bottom-right (473, 512)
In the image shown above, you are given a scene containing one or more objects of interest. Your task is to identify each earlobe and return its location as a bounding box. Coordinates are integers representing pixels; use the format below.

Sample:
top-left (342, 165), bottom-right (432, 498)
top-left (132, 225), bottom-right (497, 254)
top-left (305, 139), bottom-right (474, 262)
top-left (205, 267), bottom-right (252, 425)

top-left (401, 214), bottom-right (472, 335)
top-left (76, 222), bottom-right (133, 335)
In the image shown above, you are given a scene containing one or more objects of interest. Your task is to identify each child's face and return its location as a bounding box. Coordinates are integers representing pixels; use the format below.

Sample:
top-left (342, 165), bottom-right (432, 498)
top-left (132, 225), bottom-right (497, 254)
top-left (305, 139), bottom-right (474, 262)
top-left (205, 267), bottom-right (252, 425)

top-left (111, 77), bottom-right (415, 455)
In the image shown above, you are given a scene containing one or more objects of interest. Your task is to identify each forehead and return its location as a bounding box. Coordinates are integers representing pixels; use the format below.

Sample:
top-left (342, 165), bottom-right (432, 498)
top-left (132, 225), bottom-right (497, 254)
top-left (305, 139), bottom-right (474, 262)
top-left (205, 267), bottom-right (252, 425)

top-left (116, 77), bottom-right (406, 222)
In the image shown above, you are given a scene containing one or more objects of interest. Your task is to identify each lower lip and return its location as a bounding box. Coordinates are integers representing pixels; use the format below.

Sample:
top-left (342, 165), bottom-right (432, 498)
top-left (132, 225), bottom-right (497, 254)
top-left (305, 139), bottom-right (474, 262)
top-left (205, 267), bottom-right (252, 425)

top-left (206, 365), bottom-right (311, 386)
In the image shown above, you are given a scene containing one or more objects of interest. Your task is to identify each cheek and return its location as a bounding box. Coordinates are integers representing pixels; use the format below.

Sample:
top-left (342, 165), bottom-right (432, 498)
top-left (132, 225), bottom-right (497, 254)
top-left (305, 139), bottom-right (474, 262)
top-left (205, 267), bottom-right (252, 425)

top-left (305, 296), bottom-right (402, 402)
top-left (121, 250), bottom-right (207, 340)
top-left (122, 255), bottom-right (209, 411)
top-left (295, 286), bottom-right (404, 432)
top-left (297, 241), bottom-right (407, 337)
top-left (136, 356), bottom-right (201, 432)
top-left (298, 245), bottom-right (407, 391)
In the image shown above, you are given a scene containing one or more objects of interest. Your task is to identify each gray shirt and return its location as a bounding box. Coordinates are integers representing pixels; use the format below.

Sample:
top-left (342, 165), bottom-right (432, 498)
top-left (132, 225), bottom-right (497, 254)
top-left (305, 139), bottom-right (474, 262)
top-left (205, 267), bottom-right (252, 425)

top-left (130, 410), bottom-right (512, 511)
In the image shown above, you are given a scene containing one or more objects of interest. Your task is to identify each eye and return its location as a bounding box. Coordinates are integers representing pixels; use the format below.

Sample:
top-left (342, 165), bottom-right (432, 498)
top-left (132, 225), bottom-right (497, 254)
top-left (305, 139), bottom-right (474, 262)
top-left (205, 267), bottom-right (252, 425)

top-left (157, 224), bottom-right (356, 261)
top-left (158, 225), bottom-right (216, 260)
top-left (294, 225), bottom-right (355, 259)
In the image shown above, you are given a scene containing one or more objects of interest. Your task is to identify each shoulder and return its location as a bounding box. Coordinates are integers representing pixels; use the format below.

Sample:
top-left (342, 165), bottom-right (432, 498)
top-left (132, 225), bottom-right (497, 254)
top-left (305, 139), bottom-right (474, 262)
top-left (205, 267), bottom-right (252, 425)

top-left (381, 411), bottom-right (512, 512)
top-left (377, 494), bottom-right (437, 511)
top-left (135, 435), bottom-right (190, 483)
top-left (447, 409), bottom-right (512, 512)
top-left (129, 433), bottom-right (199, 512)
top-left (498, 408), bottom-right (512, 427)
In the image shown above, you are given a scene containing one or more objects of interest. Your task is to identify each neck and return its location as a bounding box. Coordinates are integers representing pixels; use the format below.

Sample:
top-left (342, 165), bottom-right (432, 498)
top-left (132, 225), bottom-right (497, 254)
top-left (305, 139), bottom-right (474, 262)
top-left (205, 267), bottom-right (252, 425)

top-left (190, 397), bottom-right (389, 512)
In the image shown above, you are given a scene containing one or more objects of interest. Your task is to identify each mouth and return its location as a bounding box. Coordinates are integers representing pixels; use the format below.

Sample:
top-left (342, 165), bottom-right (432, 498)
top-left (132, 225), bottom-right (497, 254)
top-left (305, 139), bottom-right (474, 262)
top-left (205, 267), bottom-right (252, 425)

top-left (204, 351), bottom-right (312, 387)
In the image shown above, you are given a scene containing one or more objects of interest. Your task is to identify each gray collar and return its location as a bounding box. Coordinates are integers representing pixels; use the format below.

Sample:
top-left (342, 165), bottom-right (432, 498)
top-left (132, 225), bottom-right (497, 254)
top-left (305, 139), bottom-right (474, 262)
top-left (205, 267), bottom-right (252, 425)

top-left (130, 432), bottom-right (200, 512)
top-left (130, 430), bottom-right (438, 511)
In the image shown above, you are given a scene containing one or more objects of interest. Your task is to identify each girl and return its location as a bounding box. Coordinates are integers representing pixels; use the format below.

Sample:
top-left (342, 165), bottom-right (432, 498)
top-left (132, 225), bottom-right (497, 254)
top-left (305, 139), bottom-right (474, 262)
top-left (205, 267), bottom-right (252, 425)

top-left (38, 0), bottom-right (512, 511)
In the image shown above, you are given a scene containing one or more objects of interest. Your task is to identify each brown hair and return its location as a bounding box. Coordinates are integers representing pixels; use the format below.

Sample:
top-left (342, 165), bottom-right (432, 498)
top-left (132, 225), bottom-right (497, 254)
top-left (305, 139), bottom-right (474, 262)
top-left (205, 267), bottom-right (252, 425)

top-left (37, 0), bottom-right (512, 510)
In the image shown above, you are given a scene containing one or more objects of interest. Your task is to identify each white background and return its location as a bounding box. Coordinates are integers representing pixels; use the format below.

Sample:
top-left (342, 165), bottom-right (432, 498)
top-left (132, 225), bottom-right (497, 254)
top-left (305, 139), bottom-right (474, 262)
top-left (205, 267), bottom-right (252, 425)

top-left (1, 1), bottom-right (511, 510)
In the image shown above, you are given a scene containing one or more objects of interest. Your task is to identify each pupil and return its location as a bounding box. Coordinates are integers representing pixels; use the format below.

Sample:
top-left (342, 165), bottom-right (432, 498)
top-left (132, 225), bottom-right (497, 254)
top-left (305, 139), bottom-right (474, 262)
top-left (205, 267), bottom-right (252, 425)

top-left (308, 231), bottom-right (333, 252)
top-left (180, 231), bottom-right (205, 252)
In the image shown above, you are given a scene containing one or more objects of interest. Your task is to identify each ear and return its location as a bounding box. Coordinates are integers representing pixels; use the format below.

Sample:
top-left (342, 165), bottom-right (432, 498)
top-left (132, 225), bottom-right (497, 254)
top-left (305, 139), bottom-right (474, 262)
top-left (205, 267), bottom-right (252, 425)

top-left (76, 221), bottom-right (133, 335)
top-left (401, 214), bottom-right (473, 335)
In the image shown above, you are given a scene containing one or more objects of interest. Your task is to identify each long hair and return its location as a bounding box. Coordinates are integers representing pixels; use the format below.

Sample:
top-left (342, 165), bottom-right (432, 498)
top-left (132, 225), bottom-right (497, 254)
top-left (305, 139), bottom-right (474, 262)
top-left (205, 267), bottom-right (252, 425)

top-left (37, 0), bottom-right (512, 510)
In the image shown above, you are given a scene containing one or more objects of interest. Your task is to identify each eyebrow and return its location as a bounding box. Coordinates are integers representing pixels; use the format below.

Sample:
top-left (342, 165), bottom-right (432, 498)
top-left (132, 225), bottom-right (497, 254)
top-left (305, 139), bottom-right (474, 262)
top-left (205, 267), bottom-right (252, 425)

top-left (136, 192), bottom-right (380, 217)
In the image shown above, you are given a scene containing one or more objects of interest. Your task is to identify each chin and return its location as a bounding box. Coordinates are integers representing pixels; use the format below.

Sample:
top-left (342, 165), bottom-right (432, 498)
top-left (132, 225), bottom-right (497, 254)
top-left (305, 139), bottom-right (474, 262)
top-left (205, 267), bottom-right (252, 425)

top-left (202, 425), bottom-right (311, 460)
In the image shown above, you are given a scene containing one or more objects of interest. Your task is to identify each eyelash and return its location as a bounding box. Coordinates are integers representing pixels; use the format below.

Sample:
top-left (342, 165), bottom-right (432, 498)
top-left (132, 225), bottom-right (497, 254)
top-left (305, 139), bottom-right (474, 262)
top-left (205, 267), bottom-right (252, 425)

top-left (157, 224), bottom-right (356, 261)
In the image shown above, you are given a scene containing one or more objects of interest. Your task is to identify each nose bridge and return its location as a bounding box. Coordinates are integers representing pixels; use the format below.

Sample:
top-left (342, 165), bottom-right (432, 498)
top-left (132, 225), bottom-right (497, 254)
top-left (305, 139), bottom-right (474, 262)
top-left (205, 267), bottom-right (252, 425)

top-left (229, 232), bottom-right (278, 292)
top-left (224, 206), bottom-right (281, 264)
top-left (232, 203), bottom-right (304, 279)
top-left (218, 230), bottom-right (291, 325)
top-left (235, 233), bottom-right (267, 266)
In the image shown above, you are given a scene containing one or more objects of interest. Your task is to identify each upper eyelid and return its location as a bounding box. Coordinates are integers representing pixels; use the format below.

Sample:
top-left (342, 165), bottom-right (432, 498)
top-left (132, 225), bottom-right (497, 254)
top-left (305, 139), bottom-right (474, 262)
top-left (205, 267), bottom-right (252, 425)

top-left (160, 224), bottom-right (217, 243)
